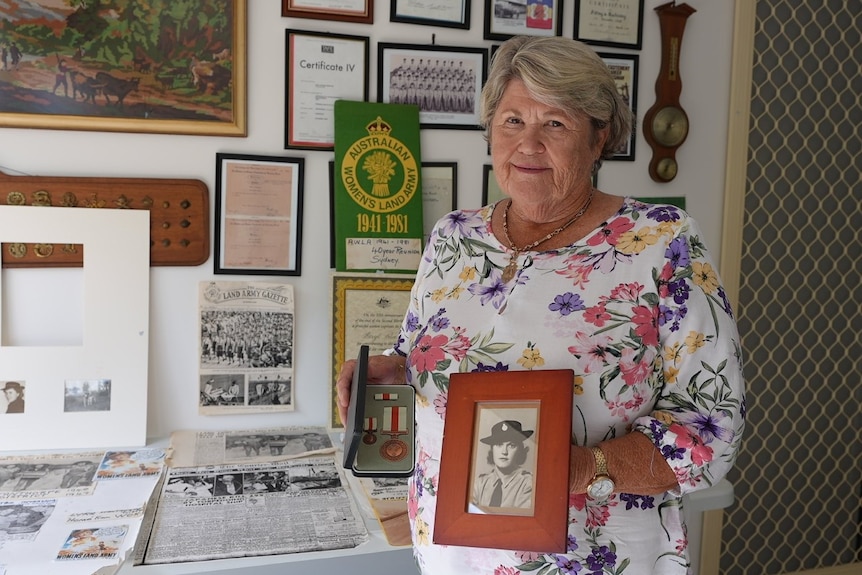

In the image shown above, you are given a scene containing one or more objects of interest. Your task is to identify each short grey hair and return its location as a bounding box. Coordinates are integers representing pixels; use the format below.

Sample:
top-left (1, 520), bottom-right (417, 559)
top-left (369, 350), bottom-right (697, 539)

top-left (480, 36), bottom-right (632, 163)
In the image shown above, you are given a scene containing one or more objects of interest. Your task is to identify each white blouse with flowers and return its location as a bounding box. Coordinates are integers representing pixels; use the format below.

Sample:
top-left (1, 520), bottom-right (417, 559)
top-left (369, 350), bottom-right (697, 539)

top-left (392, 197), bottom-right (746, 575)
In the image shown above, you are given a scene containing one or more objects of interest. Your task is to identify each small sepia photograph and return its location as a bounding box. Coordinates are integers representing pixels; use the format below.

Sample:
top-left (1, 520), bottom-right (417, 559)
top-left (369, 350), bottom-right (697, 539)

top-left (469, 406), bottom-right (539, 516)
top-left (1, 381), bottom-right (26, 415)
top-left (63, 379), bottom-right (111, 412)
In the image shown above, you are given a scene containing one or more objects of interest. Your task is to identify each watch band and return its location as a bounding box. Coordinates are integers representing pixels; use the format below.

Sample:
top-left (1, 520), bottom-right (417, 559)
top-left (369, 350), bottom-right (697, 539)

top-left (591, 446), bottom-right (609, 477)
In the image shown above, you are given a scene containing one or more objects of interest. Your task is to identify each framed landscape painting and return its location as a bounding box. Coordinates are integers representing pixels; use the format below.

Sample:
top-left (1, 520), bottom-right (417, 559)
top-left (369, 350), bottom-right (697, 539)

top-left (0, 0), bottom-right (247, 136)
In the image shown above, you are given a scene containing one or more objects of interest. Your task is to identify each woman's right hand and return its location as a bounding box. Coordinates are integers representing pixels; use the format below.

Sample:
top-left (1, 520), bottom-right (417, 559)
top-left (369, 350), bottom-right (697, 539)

top-left (335, 354), bottom-right (407, 426)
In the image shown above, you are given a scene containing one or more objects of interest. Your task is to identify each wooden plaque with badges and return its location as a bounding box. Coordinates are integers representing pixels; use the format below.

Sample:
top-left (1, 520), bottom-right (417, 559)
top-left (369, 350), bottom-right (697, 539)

top-left (0, 170), bottom-right (208, 267)
top-left (343, 345), bottom-right (415, 477)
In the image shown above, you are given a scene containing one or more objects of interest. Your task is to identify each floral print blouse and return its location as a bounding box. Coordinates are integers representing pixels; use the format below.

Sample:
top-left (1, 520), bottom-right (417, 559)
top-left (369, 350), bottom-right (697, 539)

top-left (392, 198), bottom-right (746, 575)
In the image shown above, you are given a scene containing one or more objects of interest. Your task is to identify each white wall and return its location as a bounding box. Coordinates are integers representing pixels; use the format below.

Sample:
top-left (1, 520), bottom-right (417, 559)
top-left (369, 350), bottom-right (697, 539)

top-left (0, 0), bottom-right (735, 440)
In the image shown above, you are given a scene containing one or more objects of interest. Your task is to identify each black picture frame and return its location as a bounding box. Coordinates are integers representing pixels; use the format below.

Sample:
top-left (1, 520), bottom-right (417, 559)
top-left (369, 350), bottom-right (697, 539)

top-left (390, 0), bottom-right (471, 29)
top-left (421, 162), bottom-right (458, 236)
top-left (598, 52), bottom-right (639, 161)
top-left (285, 29), bottom-right (369, 150)
top-left (377, 42), bottom-right (487, 130)
top-left (484, 0), bottom-right (563, 42)
top-left (573, 0), bottom-right (644, 50)
top-left (214, 153), bottom-right (304, 276)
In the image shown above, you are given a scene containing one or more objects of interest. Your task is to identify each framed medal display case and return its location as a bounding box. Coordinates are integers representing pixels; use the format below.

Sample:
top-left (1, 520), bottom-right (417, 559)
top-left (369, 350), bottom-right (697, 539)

top-left (343, 346), bottom-right (415, 477)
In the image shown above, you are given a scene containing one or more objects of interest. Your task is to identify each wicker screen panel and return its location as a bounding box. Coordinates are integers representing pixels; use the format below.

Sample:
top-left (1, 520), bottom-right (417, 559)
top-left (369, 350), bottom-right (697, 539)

top-left (721, 1), bottom-right (862, 574)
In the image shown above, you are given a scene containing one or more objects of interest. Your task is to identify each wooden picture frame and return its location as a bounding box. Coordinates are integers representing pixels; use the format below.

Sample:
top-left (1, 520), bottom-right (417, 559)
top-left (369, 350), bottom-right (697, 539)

top-left (377, 42), bottom-right (487, 130)
top-left (484, 0), bottom-right (563, 42)
top-left (574, 0), bottom-right (645, 50)
top-left (390, 0), bottom-right (471, 30)
top-left (434, 369), bottom-right (573, 551)
top-left (421, 162), bottom-right (458, 237)
top-left (599, 52), bottom-right (639, 161)
top-left (281, 0), bottom-right (373, 24)
top-left (285, 30), bottom-right (369, 150)
top-left (214, 154), bottom-right (304, 276)
top-left (0, 1), bottom-right (247, 136)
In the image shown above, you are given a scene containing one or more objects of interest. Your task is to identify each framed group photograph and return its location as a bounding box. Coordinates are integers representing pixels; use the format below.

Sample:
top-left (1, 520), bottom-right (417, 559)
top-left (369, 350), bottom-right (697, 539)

top-left (281, 0), bottom-right (373, 24)
top-left (285, 30), bottom-right (369, 150)
top-left (214, 154), bottom-right (304, 276)
top-left (377, 43), bottom-right (487, 130)
top-left (390, 0), bottom-right (471, 29)
top-left (484, 0), bottom-right (563, 42)
top-left (599, 52), bottom-right (639, 161)
top-left (434, 369), bottom-right (573, 551)
top-left (574, 0), bottom-right (645, 50)
top-left (0, 0), bottom-right (247, 136)
top-left (421, 162), bottom-right (458, 237)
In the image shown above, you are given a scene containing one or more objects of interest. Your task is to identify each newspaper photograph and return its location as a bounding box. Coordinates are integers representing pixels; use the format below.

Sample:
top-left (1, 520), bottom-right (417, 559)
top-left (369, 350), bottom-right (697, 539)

top-left (168, 427), bottom-right (335, 468)
top-left (0, 500), bottom-right (55, 542)
top-left (139, 457), bottom-right (368, 565)
top-left (199, 281), bottom-right (295, 415)
top-left (0, 452), bottom-right (104, 500)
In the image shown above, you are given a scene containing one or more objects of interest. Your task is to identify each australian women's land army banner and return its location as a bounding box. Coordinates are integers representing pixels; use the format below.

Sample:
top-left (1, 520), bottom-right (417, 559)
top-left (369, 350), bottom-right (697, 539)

top-left (333, 100), bottom-right (424, 273)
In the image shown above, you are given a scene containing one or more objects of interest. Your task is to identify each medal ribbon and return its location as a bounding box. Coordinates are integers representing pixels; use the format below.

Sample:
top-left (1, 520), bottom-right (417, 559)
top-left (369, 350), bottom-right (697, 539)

top-left (383, 406), bottom-right (407, 435)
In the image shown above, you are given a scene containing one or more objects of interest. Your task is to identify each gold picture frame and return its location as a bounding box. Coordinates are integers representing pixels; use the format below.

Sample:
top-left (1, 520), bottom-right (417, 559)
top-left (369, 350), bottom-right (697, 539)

top-left (0, 1), bottom-right (246, 136)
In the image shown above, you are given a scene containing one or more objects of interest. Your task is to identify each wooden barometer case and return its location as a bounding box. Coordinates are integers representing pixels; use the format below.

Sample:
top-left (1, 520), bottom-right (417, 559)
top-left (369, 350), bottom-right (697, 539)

top-left (642, 2), bottom-right (696, 182)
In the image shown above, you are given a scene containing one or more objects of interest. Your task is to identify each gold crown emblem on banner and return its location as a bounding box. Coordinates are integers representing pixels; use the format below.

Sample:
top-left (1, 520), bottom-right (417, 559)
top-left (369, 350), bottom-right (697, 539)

top-left (366, 116), bottom-right (392, 135)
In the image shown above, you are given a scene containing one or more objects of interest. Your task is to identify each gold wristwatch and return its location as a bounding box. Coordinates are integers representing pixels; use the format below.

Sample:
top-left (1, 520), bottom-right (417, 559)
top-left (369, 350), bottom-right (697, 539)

top-left (586, 446), bottom-right (615, 501)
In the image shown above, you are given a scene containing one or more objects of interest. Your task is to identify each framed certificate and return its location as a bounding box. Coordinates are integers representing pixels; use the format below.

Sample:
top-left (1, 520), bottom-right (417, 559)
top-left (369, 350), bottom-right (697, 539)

top-left (281, 0), bottom-right (373, 24)
top-left (421, 162), bottom-right (458, 237)
top-left (434, 369), bottom-right (573, 551)
top-left (573, 0), bottom-right (645, 50)
top-left (214, 154), bottom-right (304, 276)
top-left (330, 274), bottom-right (414, 428)
top-left (390, 0), bottom-right (471, 29)
top-left (377, 42), bottom-right (487, 130)
top-left (285, 30), bottom-right (369, 150)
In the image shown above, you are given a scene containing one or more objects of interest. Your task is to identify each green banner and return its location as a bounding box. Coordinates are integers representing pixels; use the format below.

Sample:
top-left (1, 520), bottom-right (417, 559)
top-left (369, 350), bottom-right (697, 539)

top-left (333, 100), bottom-right (424, 273)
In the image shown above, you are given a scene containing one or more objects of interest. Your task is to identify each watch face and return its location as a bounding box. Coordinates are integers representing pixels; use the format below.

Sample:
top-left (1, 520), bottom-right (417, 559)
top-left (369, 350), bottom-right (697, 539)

top-left (587, 476), bottom-right (614, 501)
top-left (651, 106), bottom-right (689, 147)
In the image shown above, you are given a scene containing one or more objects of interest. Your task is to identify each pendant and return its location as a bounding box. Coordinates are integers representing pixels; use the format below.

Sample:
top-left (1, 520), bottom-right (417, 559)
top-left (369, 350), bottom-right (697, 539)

top-left (502, 257), bottom-right (518, 283)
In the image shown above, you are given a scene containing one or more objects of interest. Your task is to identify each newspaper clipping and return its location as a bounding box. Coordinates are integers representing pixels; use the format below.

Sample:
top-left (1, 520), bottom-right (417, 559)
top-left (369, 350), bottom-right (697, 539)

top-left (168, 427), bottom-right (335, 468)
top-left (199, 281), bottom-right (296, 415)
top-left (139, 456), bottom-right (368, 564)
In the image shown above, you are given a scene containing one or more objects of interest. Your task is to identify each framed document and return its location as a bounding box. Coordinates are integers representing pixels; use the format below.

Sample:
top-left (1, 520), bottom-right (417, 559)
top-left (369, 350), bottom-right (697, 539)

top-left (484, 0), bottom-right (563, 41)
top-left (214, 153), bottom-right (304, 276)
top-left (482, 164), bottom-right (505, 206)
top-left (330, 273), bottom-right (414, 428)
top-left (434, 369), bottom-right (573, 551)
top-left (390, 0), bottom-right (471, 29)
top-left (285, 30), bottom-right (369, 150)
top-left (599, 52), bottom-right (639, 161)
top-left (421, 162), bottom-right (458, 237)
top-left (281, 0), bottom-right (373, 24)
top-left (377, 42), bottom-right (487, 130)
top-left (574, 0), bottom-right (644, 50)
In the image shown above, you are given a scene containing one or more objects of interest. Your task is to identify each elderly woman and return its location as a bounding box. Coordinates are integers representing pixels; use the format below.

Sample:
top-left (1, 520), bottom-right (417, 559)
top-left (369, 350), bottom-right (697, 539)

top-left (337, 35), bottom-right (745, 575)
